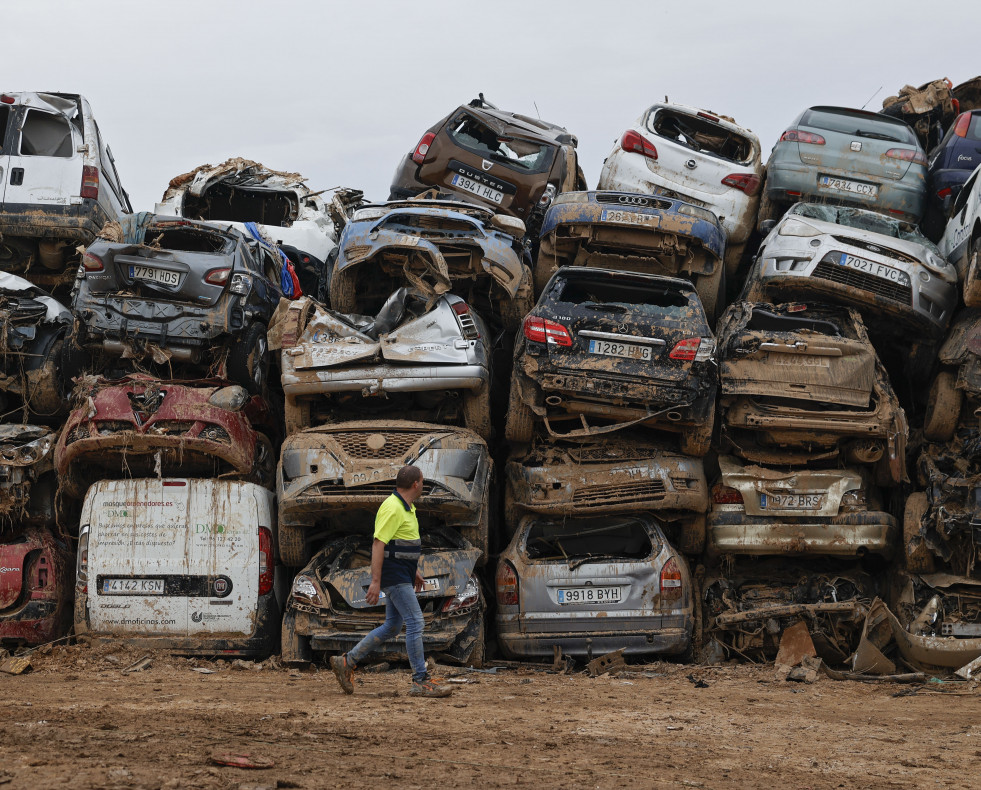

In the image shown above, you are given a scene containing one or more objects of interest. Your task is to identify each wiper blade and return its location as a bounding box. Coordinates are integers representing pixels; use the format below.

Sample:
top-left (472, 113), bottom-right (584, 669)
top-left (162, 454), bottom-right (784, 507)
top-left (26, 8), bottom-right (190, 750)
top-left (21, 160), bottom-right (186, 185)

top-left (855, 130), bottom-right (903, 142)
top-left (568, 553), bottom-right (624, 571)
top-left (583, 302), bottom-right (628, 313)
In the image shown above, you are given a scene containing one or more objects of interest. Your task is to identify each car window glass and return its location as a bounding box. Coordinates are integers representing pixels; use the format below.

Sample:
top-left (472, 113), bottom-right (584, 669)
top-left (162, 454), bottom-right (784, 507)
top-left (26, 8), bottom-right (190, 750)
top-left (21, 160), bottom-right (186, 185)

top-left (966, 115), bottom-right (981, 142)
top-left (446, 112), bottom-right (554, 174)
top-left (183, 183), bottom-right (299, 227)
top-left (524, 517), bottom-right (655, 561)
top-left (647, 109), bottom-right (752, 163)
top-left (144, 224), bottom-right (232, 253)
top-left (93, 123), bottom-right (122, 199)
top-left (746, 307), bottom-right (841, 336)
top-left (0, 106), bottom-right (9, 152)
top-left (952, 172), bottom-right (976, 215)
top-left (19, 109), bottom-right (74, 157)
top-left (799, 108), bottom-right (916, 145)
top-left (556, 277), bottom-right (696, 319)
top-left (790, 203), bottom-right (940, 252)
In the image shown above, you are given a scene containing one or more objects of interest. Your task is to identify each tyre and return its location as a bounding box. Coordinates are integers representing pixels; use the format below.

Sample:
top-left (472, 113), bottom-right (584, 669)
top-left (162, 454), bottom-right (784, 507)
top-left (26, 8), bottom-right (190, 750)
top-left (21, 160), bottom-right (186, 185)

top-left (465, 613), bottom-right (485, 669)
top-left (329, 267), bottom-right (358, 313)
top-left (504, 378), bottom-right (535, 444)
top-left (281, 611), bottom-right (313, 665)
top-left (227, 323), bottom-right (268, 395)
top-left (462, 384), bottom-right (492, 441)
top-left (250, 432), bottom-right (276, 489)
top-left (904, 492), bottom-right (935, 574)
top-left (922, 371), bottom-right (962, 442)
top-left (24, 337), bottom-right (66, 418)
top-left (284, 395), bottom-right (312, 436)
top-left (695, 264), bottom-right (726, 325)
top-left (279, 523), bottom-right (310, 568)
top-left (679, 410), bottom-right (714, 457)
top-left (678, 514), bottom-right (706, 555)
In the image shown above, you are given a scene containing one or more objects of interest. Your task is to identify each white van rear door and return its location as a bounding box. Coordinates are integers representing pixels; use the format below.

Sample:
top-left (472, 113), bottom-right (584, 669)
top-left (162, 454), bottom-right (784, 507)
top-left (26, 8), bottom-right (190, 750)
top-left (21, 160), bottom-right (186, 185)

top-left (5, 93), bottom-right (83, 209)
top-left (0, 102), bottom-right (13, 205)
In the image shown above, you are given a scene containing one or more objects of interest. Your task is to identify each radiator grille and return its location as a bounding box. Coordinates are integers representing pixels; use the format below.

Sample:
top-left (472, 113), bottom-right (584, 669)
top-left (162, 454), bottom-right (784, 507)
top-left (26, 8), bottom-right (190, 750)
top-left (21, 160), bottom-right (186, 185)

top-left (811, 261), bottom-right (912, 305)
top-left (330, 432), bottom-right (423, 459)
top-left (572, 479), bottom-right (667, 506)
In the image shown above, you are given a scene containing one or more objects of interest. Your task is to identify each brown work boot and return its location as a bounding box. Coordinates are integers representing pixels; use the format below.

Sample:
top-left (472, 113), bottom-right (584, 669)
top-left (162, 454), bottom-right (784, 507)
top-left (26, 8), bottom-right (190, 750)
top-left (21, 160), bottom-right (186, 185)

top-left (330, 654), bottom-right (354, 694)
top-left (408, 676), bottom-right (452, 698)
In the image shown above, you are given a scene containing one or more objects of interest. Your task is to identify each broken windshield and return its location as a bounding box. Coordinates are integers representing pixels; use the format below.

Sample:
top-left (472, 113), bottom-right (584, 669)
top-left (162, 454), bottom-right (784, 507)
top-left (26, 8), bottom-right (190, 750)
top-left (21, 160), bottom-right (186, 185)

top-left (790, 203), bottom-right (940, 252)
top-left (647, 108), bottom-right (753, 163)
top-left (524, 517), bottom-right (655, 564)
top-left (557, 276), bottom-right (695, 319)
top-left (447, 113), bottom-right (554, 174)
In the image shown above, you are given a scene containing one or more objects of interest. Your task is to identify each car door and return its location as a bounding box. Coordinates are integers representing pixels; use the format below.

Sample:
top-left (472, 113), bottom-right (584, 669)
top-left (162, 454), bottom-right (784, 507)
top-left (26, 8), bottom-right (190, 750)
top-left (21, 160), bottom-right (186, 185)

top-left (0, 102), bottom-right (13, 207)
top-left (4, 94), bottom-right (83, 212)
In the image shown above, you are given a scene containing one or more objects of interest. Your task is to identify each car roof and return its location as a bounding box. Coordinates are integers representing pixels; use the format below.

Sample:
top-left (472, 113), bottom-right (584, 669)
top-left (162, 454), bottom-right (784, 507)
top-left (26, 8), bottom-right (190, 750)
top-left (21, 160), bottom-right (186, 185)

top-left (460, 104), bottom-right (576, 145)
top-left (806, 105), bottom-right (914, 130)
top-left (644, 101), bottom-right (758, 138)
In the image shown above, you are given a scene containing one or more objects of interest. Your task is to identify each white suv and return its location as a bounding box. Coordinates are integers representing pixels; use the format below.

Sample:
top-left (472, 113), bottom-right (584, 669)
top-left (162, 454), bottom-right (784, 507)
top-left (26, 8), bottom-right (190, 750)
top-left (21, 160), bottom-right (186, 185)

top-left (939, 163), bottom-right (981, 304)
top-left (598, 102), bottom-right (762, 276)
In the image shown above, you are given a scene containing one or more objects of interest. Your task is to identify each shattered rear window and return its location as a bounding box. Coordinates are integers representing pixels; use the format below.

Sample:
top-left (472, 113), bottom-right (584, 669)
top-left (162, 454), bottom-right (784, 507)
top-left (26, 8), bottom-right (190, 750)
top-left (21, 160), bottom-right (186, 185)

top-left (524, 517), bottom-right (655, 563)
top-left (790, 203), bottom-right (939, 252)
top-left (799, 108), bottom-right (916, 145)
top-left (144, 225), bottom-right (232, 254)
top-left (555, 276), bottom-right (696, 319)
top-left (19, 109), bottom-right (73, 157)
top-left (183, 183), bottom-right (299, 227)
top-left (647, 108), bottom-right (752, 163)
top-left (446, 112), bottom-right (554, 174)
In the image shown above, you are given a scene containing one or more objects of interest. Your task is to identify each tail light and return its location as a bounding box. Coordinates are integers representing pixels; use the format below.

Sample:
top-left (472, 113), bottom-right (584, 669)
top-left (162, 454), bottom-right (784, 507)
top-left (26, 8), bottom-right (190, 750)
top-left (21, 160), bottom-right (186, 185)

top-left (82, 251), bottom-right (104, 272)
top-left (523, 316), bottom-right (572, 347)
top-left (205, 268), bottom-right (231, 285)
top-left (953, 113), bottom-right (972, 138)
top-left (412, 132), bottom-right (436, 165)
top-left (620, 130), bottom-right (658, 160)
top-left (81, 165), bottom-right (99, 199)
top-left (659, 558), bottom-right (683, 601)
top-left (721, 173), bottom-right (762, 196)
top-left (697, 111), bottom-right (720, 122)
top-left (452, 301), bottom-right (481, 340)
top-left (669, 338), bottom-right (702, 361)
top-left (0, 95), bottom-right (14, 104)
top-left (938, 187), bottom-right (953, 199)
top-left (496, 561), bottom-right (519, 606)
top-left (779, 129), bottom-right (825, 145)
top-left (712, 484), bottom-right (743, 504)
top-left (442, 577), bottom-right (480, 613)
top-left (77, 528), bottom-right (90, 593)
top-left (885, 148), bottom-right (927, 166)
top-left (258, 526), bottom-right (274, 596)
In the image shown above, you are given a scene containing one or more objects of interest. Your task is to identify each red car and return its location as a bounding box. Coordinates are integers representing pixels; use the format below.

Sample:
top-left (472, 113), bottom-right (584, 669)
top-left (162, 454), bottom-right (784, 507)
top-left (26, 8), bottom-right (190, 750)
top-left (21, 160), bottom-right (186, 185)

top-left (56, 376), bottom-right (277, 500)
top-left (0, 527), bottom-right (73, 648)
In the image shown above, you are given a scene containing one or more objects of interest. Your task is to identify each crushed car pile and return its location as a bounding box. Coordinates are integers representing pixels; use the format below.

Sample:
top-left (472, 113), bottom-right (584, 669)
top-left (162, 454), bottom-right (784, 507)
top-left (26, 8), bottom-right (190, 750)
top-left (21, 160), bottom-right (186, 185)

top-left (5, 81), bottom-right (981, 681)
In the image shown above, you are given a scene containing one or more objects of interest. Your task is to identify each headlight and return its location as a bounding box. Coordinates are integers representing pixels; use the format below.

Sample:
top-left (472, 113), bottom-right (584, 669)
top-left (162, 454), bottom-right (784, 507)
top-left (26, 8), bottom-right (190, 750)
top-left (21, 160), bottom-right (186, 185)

top-left (677, 203), bottom-right (718, 224)
top-left (229, 273), bottom-right (252, 296)
top-left (922, 251), bottom-right (957, 282)
top-left (778, 219), bottom-right (822, 238)
top-left (207, 385), bottom-right (249, 411)
top-left (442, 576), bottom-right (480, 613)
top-left (352, 207), bottom-right (388, 221)
top-left (292, 575), bottom-right (320, 602)
top-left (551, 191), bottom-right (589, 206)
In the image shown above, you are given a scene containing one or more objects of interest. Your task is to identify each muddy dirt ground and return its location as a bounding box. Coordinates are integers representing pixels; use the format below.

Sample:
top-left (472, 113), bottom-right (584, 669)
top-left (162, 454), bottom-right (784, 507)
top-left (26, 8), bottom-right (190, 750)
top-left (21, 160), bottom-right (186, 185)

top-left (1, 643), bottom-right (979, 790)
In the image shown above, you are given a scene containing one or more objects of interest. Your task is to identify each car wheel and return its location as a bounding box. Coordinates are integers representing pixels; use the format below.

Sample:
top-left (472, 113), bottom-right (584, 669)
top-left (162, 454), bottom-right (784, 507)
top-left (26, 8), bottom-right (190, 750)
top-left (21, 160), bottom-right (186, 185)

top-left (678, 514), bottom-right (706, 555)
top-left (904, 492), bottom-right (935, 574)
top-left (250, 432), bottom-right (276, 489)
top-left (922, 370), bottom-right (962, 442)
top-left (695, 265), bottom-right (726, 325)
top-left (279, 523), bottom-right (310, 568)
top-left (329, 267), bottom-right (358, 313)
top-left (504, 378), bottom-right (535, 444)
top-left (284, 395), bottom-right (311, 437)
top-left (679, 410), bottom-right (714, 457)
top-left (501, 270), bottom-right (535, 333)
top-left (227, 323), bottom-right (268, 395)
top-left (462, 384), bottom-right (492, 441)
top-left (281, 610), bottom-right (313, 665)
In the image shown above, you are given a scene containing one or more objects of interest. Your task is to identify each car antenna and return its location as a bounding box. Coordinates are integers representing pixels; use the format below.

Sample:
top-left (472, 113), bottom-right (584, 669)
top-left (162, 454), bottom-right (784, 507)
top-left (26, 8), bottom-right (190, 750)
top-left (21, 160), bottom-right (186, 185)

top-left (534, 101), bottom-right (541, 120)
top-left (860, 86), bottom-right (883, 111)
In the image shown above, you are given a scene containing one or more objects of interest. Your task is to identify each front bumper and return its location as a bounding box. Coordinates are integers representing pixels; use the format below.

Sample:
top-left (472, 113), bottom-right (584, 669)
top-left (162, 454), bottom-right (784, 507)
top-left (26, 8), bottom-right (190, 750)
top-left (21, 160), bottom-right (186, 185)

top-left (281, 363), bottom-right (488, 396)
top-left (0, 202), bottom-right (107, 242)
top-left (0, 599), bottom-right (72, 646)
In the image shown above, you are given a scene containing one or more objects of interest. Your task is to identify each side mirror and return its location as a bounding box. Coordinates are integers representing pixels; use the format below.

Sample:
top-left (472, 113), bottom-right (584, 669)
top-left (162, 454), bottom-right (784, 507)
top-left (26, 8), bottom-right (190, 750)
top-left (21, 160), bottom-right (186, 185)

top-left (760, 219), bottom-right (776, 235)
top-left (491, 214), bottom-right (526, 238)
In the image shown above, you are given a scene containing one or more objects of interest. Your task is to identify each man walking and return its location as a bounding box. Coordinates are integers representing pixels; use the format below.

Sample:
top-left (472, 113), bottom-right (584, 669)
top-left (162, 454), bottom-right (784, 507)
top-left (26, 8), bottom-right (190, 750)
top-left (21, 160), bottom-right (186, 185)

top-left (330, 465), bottom-right (451, 698)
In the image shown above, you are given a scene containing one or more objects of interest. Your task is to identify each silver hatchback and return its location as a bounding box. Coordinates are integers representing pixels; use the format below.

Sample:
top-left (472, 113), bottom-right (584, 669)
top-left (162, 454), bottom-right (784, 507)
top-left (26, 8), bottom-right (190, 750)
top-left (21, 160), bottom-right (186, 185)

top-left (495, 514), bottom-right (693, 660)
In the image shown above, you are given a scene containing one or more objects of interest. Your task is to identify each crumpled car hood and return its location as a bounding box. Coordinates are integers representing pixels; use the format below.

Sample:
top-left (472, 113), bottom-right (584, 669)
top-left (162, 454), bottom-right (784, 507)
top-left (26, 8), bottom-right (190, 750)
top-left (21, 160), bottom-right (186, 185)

top-left (0, 273), bottom-right (70, 323)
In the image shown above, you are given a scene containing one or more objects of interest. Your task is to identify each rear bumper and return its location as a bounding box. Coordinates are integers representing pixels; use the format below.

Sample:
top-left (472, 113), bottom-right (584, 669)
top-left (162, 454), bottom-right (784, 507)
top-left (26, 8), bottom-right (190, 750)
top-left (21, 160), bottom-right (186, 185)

top-left (708, 510), bottom-right (898, 558)
top-left (281, 364), bottom-right (488, 396)
top-left (495, 618), bottom-right (691, 659)
top-left (0, 599), bottom-right (72, 646)
top-left (0, 202), bottom-right (108, 242)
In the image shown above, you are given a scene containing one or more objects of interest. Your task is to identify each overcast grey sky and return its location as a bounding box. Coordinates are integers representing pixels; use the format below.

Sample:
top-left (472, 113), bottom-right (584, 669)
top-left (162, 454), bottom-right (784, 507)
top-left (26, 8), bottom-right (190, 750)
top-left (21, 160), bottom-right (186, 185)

top-left (7, 0), bottom-right (977, 209)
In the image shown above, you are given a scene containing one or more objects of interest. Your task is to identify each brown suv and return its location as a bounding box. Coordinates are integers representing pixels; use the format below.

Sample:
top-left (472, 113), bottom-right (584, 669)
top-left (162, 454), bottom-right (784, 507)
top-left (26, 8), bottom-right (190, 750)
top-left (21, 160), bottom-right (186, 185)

top-left (389, 95), bottom-right (586, 235)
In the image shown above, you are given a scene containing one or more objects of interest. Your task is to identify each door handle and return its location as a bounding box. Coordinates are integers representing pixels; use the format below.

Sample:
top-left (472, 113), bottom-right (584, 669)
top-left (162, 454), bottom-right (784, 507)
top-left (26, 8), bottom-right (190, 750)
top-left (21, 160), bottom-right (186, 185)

top-left (9, 167), bottom-right (24, 186)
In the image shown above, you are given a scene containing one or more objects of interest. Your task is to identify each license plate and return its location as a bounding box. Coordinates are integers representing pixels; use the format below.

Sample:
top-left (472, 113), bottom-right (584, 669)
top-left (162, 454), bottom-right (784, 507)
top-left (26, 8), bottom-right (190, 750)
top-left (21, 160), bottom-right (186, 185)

top-left (376, 578), bottom-right (439, 600)
top-left (450, 174), bottom-right (504, 204)
top-left (764, 353), bottom-right (830, 369)
top-left (588, 338), bottom-right (652, 360)
top-left (600, 208), bottom-right (659, 226)
top-left (557, 586), bottom-right (622, 604)
top-left (760, 492), bottom-right (825, 510)
top-left (130, 265), bottom-right (180, 286)
top-left (102, 578), bottom-right (164, 595)
top-left (837, 254), bottom-right (911, 286)
top-left (818, 175), bottom-right (879, 198)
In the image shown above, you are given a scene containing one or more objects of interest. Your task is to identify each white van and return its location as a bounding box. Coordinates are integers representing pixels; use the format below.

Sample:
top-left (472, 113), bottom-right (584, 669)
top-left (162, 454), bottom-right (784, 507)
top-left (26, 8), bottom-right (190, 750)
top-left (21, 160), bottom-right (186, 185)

top-left (75, 478), bottom-right (284, 657)
top-left (0, 91), bottom-right (131, 291)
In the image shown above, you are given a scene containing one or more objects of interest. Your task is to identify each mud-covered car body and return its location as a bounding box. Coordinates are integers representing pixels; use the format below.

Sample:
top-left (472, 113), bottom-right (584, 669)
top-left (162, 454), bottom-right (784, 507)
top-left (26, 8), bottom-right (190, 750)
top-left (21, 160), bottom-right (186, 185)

top-left (0, 91), bottom-right (131, 293)
top-left (389, 96), bottom-right (586, 234)
top-left (328, 199), bottom-right (532, 331)
top-left (0, 526), bottom-right (73, 647)
top-left (748, 203), bottom-right (956, 345)
top-left (281, 526), bottom-right (484, 665)
top-left (70, 215), bottom-right (282, 389)
top-left (155, 158), bottom-right (337, 297)
top-left (762, 106), bottom-right (927, 224)
top-left (703, 557), bottom-right (879, 664)
top-left (535, 190), bottom-right (726, 318)
top-left (597, 102), bottom-right (762, 271)
top-left (495, 514), bottom-right (693, 659)
top-left (709, 455), bottom-right (897, 559)
top-left (0, 273), bottom-right (71, 419)
top-left (927, 112), bottom-right (981, 213)
top-left (273, 289), bottom-right (492, 438)
top-left (716, 302), bottom-right (908, 482)
top-left (55, 376), bottom-right (275, 500)
top-left (277, 420), bottom-right (492, 566)
top-left (0, 425), bottom-right (57, 527)
top-left (507, 267), bottom-right (717, 454)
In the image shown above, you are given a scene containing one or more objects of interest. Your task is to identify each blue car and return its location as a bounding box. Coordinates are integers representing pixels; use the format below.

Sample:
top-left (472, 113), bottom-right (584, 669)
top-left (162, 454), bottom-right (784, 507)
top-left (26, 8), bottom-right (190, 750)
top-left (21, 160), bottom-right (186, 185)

top-left (536, 190), bottom-right (727, 319)
top-left (923, 111), bottom-right (981, 238)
